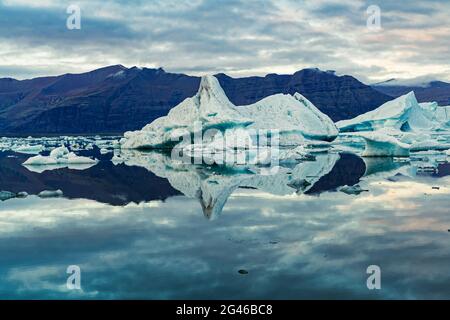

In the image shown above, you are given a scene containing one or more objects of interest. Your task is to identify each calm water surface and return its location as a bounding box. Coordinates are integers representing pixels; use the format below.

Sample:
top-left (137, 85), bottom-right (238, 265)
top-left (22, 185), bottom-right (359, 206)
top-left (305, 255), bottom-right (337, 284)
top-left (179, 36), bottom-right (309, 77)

top-left (1, 141), bottom-right (450, 299)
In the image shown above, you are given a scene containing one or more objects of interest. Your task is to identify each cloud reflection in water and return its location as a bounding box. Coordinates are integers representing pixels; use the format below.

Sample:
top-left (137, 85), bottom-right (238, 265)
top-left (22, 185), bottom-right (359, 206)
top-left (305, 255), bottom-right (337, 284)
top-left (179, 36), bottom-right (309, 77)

top-left (1, 169), bottom-right (450, 299)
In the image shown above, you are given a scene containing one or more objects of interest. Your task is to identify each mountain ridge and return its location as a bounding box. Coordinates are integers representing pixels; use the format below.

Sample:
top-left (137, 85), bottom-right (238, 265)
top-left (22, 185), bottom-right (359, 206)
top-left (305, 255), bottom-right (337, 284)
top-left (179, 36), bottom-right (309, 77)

top-left (0, 65), bottom-right (393, 135)
top-left (373, 79), bottom-right (450, 106)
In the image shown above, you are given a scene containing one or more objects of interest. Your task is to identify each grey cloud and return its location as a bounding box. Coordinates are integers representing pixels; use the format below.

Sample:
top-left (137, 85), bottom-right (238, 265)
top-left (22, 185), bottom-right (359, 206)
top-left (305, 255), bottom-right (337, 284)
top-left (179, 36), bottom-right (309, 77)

top-left (0, 0), bottom-right (449, 82)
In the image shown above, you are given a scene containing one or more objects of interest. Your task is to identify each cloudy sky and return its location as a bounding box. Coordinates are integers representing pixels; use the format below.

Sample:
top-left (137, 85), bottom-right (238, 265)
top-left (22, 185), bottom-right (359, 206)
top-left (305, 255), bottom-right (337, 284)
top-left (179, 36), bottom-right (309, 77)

top-left (0, 0), bottom-right (449, 83)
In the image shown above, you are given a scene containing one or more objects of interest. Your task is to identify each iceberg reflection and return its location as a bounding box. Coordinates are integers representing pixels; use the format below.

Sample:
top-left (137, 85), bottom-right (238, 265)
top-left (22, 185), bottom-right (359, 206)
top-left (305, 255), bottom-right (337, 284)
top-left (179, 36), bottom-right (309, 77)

top-left (114, 150), bottom-right (341, 219)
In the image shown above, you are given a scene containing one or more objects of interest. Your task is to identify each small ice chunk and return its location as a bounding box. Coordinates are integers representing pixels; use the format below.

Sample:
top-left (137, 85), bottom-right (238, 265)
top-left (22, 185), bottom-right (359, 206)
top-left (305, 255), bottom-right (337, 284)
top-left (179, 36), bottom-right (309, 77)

top-left (12, 144), bottom-right (44, 155)
top-left (340, 185), bottom-right (369, 195)
top-left (410, 140), bottom-right (450, 152)
top-left (23, 146), bottom-right (98, 170)
top-left (0, 191), bottom-right (16, 201)
top-left (16, 192), bottom-right (28, 198)
top-left (38, 190), bottom-right (63, 198)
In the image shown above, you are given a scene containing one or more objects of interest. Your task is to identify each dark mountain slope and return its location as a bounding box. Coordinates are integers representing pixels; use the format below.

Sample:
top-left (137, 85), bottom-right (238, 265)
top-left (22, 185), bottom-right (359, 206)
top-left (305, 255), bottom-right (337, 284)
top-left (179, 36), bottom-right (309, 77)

top-left (0, 66), bottom-right (392, 135)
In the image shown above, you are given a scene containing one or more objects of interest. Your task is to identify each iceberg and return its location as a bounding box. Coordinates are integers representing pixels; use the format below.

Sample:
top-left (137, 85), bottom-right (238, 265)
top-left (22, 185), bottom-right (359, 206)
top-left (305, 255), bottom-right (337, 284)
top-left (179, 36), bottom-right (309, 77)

top-left (23, 146), bottom-right (99, 172)
top-left (337, 92), bottom-right (438, 133)
top-left (121, 75), bottom-right (338, 150)
top-left (353, 132), bottom-right (410, 157)
top-left (239, 92), bottom-right (339, 144)
top-left (336, 92), bottom-right (450, 155)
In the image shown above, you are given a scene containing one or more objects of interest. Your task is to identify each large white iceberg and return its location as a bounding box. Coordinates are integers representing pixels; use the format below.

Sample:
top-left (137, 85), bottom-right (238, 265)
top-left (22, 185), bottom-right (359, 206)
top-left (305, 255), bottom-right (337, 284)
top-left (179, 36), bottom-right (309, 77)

top-left (120, 75), bottom-right (338, 150)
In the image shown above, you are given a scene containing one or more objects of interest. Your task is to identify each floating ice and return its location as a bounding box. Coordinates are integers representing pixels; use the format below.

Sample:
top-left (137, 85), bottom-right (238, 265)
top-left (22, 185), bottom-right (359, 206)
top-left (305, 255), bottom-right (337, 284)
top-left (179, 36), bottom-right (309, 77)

top-left (410, 140), bottom-right (450, 152)
top-left (11, 144), bottom-right (44, 155)
top-left (38, 190), bottom-right (63, 198)
top-left (336, 92), bottom-right (450, 156)
top-left (121, 75), bottom-right (338, 150)
top-left (340, 185), bottom-right (369, 195)
top-left (337, 92), bottom-right (438, 133)
top-left (23, 146), bottom-right (98, 172)
top-left (0, 191), bottom-right (28, 201)
top-left (352, 132), bottom-right (411, 157)
top-left (0, 191), bottom-right (16, 201)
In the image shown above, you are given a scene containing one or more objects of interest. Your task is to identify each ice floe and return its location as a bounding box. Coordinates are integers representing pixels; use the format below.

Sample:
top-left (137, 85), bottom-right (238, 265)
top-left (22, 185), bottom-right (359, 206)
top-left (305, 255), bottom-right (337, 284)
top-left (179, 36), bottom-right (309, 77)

top-left (22, 146), bottom-right (99, 172)
top-left (0, 191), bottom-right (28, 201)
top-left (11, 144), bottom-right (44, 155)
top-left (340, 185), bottom-right (369, 195)
top-left (38, 190), bottom-right (63, 198)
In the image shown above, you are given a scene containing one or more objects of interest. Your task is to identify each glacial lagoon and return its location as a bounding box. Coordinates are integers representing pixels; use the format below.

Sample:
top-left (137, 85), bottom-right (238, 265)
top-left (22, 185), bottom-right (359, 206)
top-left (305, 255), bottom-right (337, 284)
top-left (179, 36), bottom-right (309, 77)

top-left (1, 136), bottom-right (450, 299)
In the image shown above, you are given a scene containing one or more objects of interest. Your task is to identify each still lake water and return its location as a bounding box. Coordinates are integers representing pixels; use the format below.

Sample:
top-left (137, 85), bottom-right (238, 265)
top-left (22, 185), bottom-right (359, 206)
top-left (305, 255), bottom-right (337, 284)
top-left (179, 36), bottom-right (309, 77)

top-left (1, 138), bottom-right (450, 299)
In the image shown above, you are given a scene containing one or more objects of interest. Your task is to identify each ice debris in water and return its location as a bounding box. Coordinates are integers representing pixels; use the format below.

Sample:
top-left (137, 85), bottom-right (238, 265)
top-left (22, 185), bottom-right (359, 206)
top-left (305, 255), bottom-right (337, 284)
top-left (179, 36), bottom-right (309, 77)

top-left (11, 144), bottom-right (44, 155)
top-left (23, 146), bottom-right (98, 170)
top-left (38, 190), bottom-right (63, 198)
top-left (0, 191), bottom-right (17, 201)
top-left (340, 185), bottom-right (369, 195)
top-left (0, 191), bottom-right (28, 201)
top-left (337, 92), bottom-right (450, 156)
